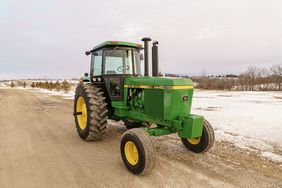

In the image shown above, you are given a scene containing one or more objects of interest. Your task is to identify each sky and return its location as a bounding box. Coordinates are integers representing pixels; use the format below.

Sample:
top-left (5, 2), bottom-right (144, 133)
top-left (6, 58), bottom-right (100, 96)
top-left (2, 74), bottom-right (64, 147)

top-left (0, 0), bottom-right (282, 79)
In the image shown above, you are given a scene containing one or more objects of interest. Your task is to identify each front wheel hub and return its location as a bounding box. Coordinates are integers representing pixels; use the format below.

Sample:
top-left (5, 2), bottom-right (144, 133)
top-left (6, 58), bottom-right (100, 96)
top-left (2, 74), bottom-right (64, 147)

top-left (124, 141), bottom-right (139, 165)
top-left (187, 137), bottom-right (201, 145)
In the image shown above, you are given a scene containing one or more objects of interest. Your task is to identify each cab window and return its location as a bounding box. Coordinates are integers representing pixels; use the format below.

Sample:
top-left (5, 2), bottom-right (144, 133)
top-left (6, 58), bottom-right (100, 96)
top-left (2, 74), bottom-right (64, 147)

top-left (91, 50), bottom-right (103, 76)
top-left (104, 48), bottom-right (133, 75)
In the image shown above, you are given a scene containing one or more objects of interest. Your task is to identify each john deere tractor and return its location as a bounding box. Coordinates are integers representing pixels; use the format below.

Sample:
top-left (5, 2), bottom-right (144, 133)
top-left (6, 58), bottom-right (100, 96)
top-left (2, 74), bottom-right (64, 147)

top-left (73, 37), bottom-right (214, 175)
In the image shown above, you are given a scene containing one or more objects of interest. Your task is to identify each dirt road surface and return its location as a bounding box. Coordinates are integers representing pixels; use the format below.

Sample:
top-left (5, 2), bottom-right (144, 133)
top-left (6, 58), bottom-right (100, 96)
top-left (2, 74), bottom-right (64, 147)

top-left (0, 88), bottom-right (281, 188)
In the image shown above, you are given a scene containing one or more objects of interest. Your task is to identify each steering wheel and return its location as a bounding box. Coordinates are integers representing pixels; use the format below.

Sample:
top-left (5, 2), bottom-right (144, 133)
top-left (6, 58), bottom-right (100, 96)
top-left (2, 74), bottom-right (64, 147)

top-left (117, 65), bottom-right (130, 72)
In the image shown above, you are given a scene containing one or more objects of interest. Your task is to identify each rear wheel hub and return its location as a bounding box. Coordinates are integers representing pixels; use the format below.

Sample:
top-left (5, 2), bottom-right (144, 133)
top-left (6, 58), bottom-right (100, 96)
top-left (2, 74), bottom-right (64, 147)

top-left (76, 96), bottom-right (87, 130)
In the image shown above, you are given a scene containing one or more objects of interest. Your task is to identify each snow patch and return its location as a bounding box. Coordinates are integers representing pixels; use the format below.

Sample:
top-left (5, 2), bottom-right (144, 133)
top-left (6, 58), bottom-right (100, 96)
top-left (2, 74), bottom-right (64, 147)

top-left (216, 130), bottom-right (274, 151)
top-left (260, 152), bottom-right (282, 163)
top-left (33, 89), bottom-right (75, 99)
top-left (0, 83), bottom-right (6, 87)
top-left (0, 82), bottom-right (10, 88)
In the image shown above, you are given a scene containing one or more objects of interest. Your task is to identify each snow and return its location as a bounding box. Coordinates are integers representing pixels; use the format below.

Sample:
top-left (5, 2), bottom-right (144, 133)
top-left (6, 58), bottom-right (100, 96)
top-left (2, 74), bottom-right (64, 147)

top-left (0, 82), bottom-right (10, 88)
top-left (0, 83), bottom-right (7, 87)
top-left (192, 90), bottom-right (282, 163)
top-left (260, 152), bottom-right (282, 163)
top-left (34, 89), bottom-right (75, 100)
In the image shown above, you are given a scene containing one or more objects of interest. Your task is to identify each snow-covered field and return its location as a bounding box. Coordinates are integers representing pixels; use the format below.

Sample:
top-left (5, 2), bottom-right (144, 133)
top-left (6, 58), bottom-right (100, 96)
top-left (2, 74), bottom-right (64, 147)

top-left (192, 90), bottom-right (282, 163)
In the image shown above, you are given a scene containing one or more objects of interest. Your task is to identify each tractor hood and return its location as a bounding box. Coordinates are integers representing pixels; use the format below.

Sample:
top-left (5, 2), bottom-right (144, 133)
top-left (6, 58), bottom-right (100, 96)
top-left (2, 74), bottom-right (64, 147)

top-left (123, 76), bottom-right (194, 121)
top-left (124, 77), bottom-right (194, 89)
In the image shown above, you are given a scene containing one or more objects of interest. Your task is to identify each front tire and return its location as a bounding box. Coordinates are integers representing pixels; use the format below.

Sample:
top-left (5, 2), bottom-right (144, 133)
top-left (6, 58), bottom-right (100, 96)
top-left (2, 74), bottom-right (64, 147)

top-left (181, 119), bottom-right (215, 153)
top-left (73, 84), bottom-right (108, 141)
top-left (120, 128), bottom-right (156, 175)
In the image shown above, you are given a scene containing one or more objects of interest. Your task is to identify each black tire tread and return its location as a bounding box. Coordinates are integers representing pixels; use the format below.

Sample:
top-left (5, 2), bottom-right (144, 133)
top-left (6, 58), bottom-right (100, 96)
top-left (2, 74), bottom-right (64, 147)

top-left (203, 119), bottom-right (215, 152)
top-left (74, 84), bottom-right (108, 141)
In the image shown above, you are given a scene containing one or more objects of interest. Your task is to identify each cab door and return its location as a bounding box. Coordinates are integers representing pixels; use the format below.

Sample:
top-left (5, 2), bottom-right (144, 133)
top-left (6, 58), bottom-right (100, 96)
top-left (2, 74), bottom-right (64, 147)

top-left (102, 47), bottom-right (134, 101)
top-left (90, 49), bottom-right (103, 77)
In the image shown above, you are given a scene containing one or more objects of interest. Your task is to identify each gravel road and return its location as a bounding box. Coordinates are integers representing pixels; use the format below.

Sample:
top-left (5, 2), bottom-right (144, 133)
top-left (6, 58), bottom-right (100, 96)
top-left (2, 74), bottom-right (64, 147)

top-left (0, 88), bottom-right (281, 188)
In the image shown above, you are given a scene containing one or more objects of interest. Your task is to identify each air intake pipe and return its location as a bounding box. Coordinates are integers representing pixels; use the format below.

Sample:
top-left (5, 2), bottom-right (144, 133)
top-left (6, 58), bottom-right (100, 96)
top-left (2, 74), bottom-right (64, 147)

top-left (141, 37), bottom-right (151, 76)
top-left (152, 41), bottom-right (159, 77)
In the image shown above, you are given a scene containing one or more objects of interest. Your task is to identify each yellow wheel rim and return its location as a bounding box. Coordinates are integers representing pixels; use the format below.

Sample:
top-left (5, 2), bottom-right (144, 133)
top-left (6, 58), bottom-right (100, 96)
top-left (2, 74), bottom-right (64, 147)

top-left (124, 141), bottom-right (139, 165)
top-left (188, 137), bottom-right (201, 145)
top-left (76, 96), bottom-right (87, 130)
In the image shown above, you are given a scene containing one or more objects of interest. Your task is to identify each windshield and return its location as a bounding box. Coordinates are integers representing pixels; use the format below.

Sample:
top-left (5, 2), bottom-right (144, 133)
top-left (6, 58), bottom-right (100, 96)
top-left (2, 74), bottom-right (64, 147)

top-left (104, 48), bottom-right (141, 75)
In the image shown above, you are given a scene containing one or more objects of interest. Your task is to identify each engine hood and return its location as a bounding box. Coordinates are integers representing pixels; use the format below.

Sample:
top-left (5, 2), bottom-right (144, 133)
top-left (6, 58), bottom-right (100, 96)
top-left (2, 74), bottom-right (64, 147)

top-left (124, 76), bottom-right (194, 89)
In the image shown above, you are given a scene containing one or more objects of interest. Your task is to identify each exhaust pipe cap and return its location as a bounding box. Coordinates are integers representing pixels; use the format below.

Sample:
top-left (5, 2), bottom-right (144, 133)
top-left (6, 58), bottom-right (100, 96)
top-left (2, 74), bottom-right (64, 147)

top-left (141, 37), bottom-right (152, 42)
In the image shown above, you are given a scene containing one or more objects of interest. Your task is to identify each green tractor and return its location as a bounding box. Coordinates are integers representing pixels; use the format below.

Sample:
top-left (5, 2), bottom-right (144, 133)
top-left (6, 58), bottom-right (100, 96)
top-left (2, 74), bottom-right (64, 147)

top-left (73, 38), bottom-right (214, 175)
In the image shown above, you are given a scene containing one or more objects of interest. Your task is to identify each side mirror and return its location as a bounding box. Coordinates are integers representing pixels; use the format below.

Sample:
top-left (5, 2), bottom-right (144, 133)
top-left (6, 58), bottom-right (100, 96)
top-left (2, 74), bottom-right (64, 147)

top-left (85, 51), bottom-right (91, 56)
top-left (84, 73), bottom-right (89, 77)
top-left (139, 54), bottom-right (144, 61)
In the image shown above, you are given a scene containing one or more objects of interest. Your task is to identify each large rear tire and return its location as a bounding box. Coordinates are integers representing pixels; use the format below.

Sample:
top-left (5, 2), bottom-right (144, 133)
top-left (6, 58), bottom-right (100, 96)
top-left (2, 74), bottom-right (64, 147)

top-left (181, 119), bottom-right (215, 153)
top-left (73, 84), bottom-right (108, 141)
top-left (120, 128), bottom-right (156, 175)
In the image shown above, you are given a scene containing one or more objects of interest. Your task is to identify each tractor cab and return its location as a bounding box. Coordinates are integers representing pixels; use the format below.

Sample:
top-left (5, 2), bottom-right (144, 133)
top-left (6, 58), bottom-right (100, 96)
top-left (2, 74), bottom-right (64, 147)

top-left (85, 41), bottom-right (143, 100)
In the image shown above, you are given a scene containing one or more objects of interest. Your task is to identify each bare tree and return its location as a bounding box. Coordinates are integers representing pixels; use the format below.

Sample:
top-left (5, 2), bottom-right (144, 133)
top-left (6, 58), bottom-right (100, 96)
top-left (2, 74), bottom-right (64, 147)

top-left (246, 66), bottom-right (259, 91)
top-left (238, 74), bottom-right (249, 90)
top-left (258, 68), bottom-right (271, 91)
top-left (193, 64), bottom-right (281, 91)
top-left (224, 77), bottom-right (237, 90)
top-left (270, 64), bottom-right (282, 91)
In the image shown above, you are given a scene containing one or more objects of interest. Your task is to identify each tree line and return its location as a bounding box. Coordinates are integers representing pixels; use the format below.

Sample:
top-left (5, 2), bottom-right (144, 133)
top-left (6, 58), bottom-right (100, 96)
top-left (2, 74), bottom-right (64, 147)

top-left (194, 64), bottom-right (282, 91)
top-left (31, 80), bottom-right (71, 92)
top-left (9, 80), bottom-right (72, 92)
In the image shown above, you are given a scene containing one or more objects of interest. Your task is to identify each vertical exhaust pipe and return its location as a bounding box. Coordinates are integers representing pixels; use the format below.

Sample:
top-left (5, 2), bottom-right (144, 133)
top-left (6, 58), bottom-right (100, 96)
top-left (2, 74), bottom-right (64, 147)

top-left (141, 37), bottom-right (151, 76)
top-left (152, 41), bottom-right (159, 77)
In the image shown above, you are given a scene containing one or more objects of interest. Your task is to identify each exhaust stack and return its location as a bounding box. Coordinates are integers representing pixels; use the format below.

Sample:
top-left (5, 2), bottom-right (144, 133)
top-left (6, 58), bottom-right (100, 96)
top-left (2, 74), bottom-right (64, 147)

top-left (141, 37), bottom-right (151, 76)
top-left (152, 41), bottom-right (159, 77)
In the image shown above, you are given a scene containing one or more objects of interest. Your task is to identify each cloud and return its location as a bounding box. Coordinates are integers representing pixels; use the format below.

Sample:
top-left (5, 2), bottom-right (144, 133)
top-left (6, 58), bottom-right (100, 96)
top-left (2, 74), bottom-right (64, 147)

top-left (195, 27), bottom-right (223, 40)
top-left (195, 29), bottom-right (218, 40)
top-left (1, 0), bottom-right (282, 78)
